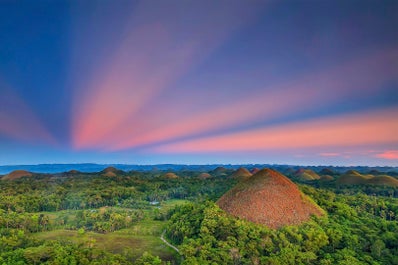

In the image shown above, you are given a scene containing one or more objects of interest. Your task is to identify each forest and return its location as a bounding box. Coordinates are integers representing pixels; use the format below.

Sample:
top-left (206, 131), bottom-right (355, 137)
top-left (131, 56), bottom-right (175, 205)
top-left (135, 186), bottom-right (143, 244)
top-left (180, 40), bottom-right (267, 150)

top-left (0, 167), bottom-right (397, 264)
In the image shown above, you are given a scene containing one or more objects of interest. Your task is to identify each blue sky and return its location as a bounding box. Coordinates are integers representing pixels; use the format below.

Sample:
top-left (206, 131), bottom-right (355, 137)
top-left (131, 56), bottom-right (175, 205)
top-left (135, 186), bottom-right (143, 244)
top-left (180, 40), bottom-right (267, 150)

top-left (0, 0), bottom-right (397, 166)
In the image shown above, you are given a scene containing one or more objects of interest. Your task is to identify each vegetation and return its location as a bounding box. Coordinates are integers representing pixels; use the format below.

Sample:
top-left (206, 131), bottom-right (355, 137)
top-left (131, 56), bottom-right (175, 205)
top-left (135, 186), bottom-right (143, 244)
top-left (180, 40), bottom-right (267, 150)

top-left (1, 167), bottom-right (397, 264)
top-left (166, 187), bottom-right (398, 264)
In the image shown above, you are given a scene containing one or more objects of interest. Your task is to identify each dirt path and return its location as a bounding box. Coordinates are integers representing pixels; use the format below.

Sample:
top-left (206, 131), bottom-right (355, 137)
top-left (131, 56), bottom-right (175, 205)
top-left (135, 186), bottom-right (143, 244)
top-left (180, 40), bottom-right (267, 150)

top-left (160, 230), bottom-right (181, 255)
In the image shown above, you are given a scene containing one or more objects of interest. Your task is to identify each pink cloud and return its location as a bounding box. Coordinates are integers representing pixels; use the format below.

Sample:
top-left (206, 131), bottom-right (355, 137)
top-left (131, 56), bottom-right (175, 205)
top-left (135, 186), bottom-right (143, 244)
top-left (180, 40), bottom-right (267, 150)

top-left (107, 46), bottom-right (398, 151)
top-left (376, 150), bottom-right (398, 160)
top-left (154, 107), bottom-right (398, 153)
top-left (71, 2), bottom-right (265, 150)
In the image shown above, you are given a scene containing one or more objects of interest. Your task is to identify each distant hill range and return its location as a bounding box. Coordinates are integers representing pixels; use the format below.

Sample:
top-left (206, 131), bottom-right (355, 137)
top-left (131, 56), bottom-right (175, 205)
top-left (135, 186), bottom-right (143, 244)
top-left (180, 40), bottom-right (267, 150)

top-left (1, 163), bottom-right (397, 175)
top-left (337, 170), bottom-right (398, 186)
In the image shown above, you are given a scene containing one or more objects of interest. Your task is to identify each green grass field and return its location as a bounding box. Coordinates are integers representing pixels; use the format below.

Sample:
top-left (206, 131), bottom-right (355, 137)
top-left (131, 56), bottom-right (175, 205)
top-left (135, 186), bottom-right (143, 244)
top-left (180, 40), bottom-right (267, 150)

top-left (34, 199), bottom-right (189, 262)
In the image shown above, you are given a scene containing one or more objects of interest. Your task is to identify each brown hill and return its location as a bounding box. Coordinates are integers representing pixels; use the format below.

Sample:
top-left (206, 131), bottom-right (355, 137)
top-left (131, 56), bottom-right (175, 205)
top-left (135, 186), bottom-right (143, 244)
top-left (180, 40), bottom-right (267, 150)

top-left (2, 170), bottom-right (33, 180)
top-left (319, 168), bottom-right (336, 176)
top-left (344, 170), bottom-right (362, 176)
top-left (229, 167), bottom-right (252, 180)
top-left (211, 166), bottom-right (233, 177)
top-left (198, 173), bottom-right (212, 179)
top-left (294, 169), bottom-right (320, 181)
top-left (213, 166), bottom-right (227, 173)
top-left (163, 172), bottom-right (179, 179)
top-left (217, 169), bottom-right (324, 229)
top-left (337, 173), bottom-right (368, 185)
top-left (337, 171), bottom-right (398, 186)
top-left (102, 166), bottom-right (118, 173)
top-left (250, 168), bottom-right (260, 174)
top-left (320, 175), bottom-right (334, 181)
top-left (101, 166), bottom-right (123, 177)
top-left (102, 171), bottom-right (117, 177)
top-left (367, 175), bottom-right (398, 186)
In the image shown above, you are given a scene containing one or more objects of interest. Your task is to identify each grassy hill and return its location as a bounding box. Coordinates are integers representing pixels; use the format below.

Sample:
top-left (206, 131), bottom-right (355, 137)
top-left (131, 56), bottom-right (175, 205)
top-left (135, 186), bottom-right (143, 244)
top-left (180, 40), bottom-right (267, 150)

top-left (294, 168), bottom-right (321, 181)
top-left (337, 170), bottom-right (398, 186)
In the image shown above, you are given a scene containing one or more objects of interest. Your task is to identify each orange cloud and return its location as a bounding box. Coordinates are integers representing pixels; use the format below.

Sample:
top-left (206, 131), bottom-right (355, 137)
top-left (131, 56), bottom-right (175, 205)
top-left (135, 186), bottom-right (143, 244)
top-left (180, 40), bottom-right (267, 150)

top-left (376, 150), bottom-right (398, 160)
top-left (154, 107), bottom-right (398, 153)
top-left (107, 46), bottom-right (398, 151)
top-left (71, 1), bottom-right (265, 150)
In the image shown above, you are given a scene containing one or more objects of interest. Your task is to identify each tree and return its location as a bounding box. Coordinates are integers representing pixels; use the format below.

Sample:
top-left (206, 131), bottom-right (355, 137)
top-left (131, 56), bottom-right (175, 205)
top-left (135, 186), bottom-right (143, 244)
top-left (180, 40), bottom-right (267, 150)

top-left (135, 252), bottom-right (162, 265)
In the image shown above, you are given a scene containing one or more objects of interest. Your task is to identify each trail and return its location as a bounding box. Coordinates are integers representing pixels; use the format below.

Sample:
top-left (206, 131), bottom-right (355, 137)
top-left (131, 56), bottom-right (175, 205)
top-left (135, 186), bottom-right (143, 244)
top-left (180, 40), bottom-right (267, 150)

top-left (160, 230), bottom-right (182, 256)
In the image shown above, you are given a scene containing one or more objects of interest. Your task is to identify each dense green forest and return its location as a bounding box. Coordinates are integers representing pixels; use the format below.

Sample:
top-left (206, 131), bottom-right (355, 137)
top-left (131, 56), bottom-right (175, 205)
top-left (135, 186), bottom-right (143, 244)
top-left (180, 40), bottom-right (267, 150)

top-left (1, 169), bottom-right (397, 264)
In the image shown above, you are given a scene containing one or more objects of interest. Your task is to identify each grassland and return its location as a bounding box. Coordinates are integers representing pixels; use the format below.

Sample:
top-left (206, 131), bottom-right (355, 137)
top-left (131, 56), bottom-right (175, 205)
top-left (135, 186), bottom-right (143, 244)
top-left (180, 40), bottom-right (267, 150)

top-left (34, 199), bottom-right (188, 262)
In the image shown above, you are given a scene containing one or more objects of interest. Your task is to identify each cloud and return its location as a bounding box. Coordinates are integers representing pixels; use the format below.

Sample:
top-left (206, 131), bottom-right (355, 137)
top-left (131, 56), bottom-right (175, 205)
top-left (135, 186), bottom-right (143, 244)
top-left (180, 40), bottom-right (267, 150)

top-left (154, 107), bottom-right (398, 153)
top-left (71, 1), bottom-right (265, 150)
top-left (108, 46), bottom-right (398, 151)
top-left (376, 150), bottom-right (398, 160)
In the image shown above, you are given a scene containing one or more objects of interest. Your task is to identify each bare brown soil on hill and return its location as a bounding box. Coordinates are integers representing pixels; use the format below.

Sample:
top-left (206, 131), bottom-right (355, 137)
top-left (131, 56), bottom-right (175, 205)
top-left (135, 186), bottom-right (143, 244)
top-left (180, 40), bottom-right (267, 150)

top-left (102, 171), bottom-right (117, 177)
top-left (102, 167), bottom-right (118, 173)
top-left (2, 170), bottom-right (33, 180)
top-left (101, 167), bottom-right (123, 177)
top-left (217, 169), bottom-right (324, 229)
top-left (163, 172), bottom-right (179, 179)
top-left (198, 173), bottom-right (211, 179)
top-left (229, 167), bottom-right (252, 180)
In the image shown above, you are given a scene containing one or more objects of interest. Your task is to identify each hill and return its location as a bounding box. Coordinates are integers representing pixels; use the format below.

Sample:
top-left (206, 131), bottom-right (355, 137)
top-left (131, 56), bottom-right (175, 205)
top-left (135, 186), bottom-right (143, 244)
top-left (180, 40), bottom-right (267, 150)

top-left (217, 169), bottom-right (324, 229)
top-left (250, 168), bottom-right (260, 174)
top-left (294, 169), bottom-right (321, 181)
top-left (337, 171), bottom-right (369, 185)
top-left (319, 168), bottom-right (337, 176)
top-left (368, 175), bottom-right (398, 186)
top-left (163, 172), bottom-right (179, 179)
top-left (2, 170), bottom-right (33, 180)
top-left (210, 166), bottom-right (234, 177)
top-left (320, 175), bottom-right (334, 181)
top-left (198, 173), bottom-right (211, 179)
top-left (337, 171), bottom-right (398, 186)
top-left (229, 167), bottom-right (252, 180)
top-left (101, 166), bottom-right (124, 177)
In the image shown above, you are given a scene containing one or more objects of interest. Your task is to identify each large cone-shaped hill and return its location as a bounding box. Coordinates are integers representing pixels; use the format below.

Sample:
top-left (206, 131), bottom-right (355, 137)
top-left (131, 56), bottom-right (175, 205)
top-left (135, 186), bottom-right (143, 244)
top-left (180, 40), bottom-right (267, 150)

top-left (2, 170), bottom-right (33, 180)
top-left (217, 168), bottom-right (324, 229)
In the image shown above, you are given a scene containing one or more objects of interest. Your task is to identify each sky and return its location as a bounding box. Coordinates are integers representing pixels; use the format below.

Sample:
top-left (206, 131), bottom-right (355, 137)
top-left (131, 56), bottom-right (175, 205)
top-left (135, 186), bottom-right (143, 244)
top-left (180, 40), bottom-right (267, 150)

top-left (0, 0), bottom-right (397, 166)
